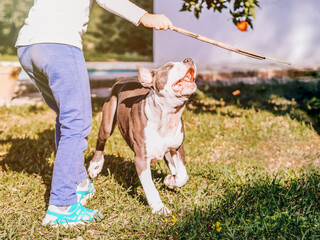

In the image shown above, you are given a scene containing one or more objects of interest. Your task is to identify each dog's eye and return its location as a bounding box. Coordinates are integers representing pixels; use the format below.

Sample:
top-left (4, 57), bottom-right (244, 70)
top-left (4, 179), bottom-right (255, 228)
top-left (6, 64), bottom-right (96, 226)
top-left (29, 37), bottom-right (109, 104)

top-left (165, 64), bottom-right (173, 70)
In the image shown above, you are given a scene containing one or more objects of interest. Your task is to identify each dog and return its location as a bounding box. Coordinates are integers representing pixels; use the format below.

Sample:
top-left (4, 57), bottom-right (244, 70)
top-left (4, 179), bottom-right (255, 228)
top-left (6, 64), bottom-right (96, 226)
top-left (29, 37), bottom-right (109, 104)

top-left (88, 58), bottom-right (197, 214)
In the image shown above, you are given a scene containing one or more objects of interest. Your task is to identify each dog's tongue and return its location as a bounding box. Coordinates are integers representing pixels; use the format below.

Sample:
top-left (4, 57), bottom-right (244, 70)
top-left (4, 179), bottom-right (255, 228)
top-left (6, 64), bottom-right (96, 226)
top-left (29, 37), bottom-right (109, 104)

top-left (174, 68), bottom-right (194, 87)
top-left (182, 68), bottom-right (194, 83)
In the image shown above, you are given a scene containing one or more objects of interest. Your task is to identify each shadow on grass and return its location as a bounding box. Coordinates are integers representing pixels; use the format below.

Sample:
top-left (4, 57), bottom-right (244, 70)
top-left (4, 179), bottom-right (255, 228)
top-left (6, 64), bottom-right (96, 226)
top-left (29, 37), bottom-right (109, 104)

top-left (0, 125), bottom-right (169, 207)
top-left (190, 79), bottom-right (320, 133)
top-left (161, 172), bottom-right (320, 239)
top-left (85, 153), bottom-right (170, 205)
top-left (1, 98), bottom-right (170, 208)
top-left (0, 129), bottom-right (55, 205)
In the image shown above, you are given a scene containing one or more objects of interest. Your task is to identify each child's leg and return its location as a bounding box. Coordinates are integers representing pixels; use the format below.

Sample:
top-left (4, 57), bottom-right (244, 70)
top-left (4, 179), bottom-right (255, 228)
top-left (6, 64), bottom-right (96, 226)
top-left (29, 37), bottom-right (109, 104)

top-left (18, 46), bottom-right (61, 148)
top-left (18, 44), bottom-right (91, 206)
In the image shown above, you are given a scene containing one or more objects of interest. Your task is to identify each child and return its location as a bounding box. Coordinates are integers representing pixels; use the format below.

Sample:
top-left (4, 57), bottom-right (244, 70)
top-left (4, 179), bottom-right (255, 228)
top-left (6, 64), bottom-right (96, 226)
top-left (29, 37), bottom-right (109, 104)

top-left (16, 0), bottom-right (173, 227)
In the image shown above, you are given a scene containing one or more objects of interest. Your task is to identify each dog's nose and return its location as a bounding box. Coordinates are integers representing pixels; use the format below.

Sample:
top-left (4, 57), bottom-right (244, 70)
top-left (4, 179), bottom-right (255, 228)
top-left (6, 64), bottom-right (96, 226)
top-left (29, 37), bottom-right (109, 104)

top-left (183, 58), bottom-right (194, 65)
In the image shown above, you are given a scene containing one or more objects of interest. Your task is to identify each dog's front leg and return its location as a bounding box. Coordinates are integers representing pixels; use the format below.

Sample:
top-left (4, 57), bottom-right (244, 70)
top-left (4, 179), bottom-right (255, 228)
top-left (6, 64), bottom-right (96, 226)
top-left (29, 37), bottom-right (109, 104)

top-left (135, 156), bottom-right (171, 215)
top-left (164, 145), bottom-right (189, 189)
top-left (88, 151), bottom-right (105, 178)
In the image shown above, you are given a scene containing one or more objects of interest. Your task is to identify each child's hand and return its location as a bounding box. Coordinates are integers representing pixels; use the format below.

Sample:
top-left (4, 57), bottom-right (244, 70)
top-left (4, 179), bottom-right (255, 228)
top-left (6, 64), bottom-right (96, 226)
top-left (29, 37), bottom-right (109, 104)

top-left (139, 13), bottom-right (173, 30)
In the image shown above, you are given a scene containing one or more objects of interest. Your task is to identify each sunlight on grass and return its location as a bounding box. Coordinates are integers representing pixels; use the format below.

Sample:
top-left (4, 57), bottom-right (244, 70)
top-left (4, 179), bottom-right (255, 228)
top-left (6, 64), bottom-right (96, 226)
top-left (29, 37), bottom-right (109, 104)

top-left (0, 90), bottom-right (319, 239)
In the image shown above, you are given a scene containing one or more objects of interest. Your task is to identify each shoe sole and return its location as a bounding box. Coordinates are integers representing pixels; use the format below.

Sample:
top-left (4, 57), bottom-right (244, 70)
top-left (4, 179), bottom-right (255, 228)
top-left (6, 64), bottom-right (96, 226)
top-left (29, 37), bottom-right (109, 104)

top-left (42, 209), bottom-right (103, 228)
top-left (42, 220), bottom-right (86, 228)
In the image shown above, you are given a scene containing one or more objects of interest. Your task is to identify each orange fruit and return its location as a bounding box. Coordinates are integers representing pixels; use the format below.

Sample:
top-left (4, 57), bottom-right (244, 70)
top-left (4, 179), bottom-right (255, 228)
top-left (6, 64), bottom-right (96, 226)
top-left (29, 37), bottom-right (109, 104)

top-left (237, 21), bottom-right (248, 32)
top-left (232, 90), bottom-right (241, 96)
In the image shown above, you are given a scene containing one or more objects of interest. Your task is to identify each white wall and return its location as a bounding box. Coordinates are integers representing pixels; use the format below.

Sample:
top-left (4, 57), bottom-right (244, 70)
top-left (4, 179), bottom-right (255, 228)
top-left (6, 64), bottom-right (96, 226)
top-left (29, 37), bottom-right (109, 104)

top-left (153, 0), bottom-right (320, 70)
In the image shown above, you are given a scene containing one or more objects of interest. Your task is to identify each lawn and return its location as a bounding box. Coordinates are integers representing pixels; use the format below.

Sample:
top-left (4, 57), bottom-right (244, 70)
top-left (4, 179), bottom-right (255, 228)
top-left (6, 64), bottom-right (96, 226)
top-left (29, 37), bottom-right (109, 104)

top-left (0, 83), bottom-right (319, 239)
top-left (0, 53), bottom-right (152, 62)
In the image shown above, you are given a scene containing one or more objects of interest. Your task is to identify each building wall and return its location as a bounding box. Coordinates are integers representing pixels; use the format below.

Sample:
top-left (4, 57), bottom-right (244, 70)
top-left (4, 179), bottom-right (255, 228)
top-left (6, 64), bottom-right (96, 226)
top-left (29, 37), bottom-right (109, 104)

top-left (153, 0), bottom-right (320, 70)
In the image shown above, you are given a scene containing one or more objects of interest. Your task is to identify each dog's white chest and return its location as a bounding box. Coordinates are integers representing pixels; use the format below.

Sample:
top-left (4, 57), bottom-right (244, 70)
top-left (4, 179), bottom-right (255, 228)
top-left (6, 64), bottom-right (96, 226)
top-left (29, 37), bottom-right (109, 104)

top-left (144, 120), bottom-right (184, 160)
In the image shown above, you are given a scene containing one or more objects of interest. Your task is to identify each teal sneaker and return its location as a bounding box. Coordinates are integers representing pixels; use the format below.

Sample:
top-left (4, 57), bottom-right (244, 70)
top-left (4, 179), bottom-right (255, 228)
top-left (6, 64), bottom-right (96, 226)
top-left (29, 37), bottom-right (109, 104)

top-left (42, 202), bottom-right (102, 227)
top-left (77, 178), bottom-right (95, 205)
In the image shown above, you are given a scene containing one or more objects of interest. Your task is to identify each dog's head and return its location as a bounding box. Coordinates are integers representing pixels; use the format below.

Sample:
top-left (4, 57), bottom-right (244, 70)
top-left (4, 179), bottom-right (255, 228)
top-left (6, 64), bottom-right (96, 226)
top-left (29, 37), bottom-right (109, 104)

top-left (137, 58), bottom-right (197, 100)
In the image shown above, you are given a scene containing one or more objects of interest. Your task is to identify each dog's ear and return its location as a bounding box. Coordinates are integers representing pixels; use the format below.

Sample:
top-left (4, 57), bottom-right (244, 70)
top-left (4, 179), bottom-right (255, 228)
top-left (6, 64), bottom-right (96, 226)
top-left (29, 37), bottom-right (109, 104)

top-left (137, 65), bottom-right (154, 88)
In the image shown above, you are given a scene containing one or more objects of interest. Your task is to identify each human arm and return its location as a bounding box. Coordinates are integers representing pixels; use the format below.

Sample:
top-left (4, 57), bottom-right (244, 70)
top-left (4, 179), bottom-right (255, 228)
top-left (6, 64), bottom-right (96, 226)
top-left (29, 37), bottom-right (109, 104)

top-left (95, 0), bottom-right (173, 30)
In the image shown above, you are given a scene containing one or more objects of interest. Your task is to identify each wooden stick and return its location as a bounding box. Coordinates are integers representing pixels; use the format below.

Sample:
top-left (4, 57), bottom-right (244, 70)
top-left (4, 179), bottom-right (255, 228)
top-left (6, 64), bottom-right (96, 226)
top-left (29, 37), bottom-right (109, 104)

top-left (172, 26), bottom-right (291, 65)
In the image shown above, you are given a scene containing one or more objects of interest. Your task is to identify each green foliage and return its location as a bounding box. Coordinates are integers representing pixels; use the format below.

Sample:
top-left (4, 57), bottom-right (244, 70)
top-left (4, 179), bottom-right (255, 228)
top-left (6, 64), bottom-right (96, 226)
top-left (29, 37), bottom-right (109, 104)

top-left (180, 0), bottom-right (260, 29)
top-left (82, 0), bottom-right (153, 60)
top-left (0, 0), bottom-right (33, 55)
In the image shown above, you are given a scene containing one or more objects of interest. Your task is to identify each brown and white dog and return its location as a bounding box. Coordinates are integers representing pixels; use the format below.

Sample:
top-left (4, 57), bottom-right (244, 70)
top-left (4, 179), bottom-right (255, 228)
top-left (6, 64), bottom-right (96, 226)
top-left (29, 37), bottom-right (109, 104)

top-left (88, 58), bottom-right (197, 214)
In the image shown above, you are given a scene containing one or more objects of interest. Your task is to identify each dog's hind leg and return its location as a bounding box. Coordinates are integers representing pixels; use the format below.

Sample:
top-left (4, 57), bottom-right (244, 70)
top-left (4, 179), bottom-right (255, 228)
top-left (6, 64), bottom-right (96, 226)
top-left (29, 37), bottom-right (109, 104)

top-left (164, 145), bottom-right (189, 189)
top-left (88, 95), bottom-right (117, 178)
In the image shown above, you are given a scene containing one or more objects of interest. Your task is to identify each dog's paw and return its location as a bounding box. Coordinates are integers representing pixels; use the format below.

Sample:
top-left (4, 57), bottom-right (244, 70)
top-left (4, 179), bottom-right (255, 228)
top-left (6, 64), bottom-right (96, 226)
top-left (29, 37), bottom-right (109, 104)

top-left (151, 204), bottom-right (171, 216)
top-left (88, 155), bottom-right (104, 179)
top-left (164, 174), bottom-right (176, 189)
top-left (165, 174), bottom-right (189, 188)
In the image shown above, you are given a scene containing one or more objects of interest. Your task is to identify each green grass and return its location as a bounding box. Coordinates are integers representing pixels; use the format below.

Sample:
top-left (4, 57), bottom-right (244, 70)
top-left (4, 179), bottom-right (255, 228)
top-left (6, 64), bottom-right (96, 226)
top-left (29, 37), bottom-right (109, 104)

top-left (0, 88), bottom-right (320, 239)
top-left (197, 79), bottom-right (320, 133)
top-left (0, 54), bottom-right (19, 62)
top-left (0, 53), bottom-right (152, 62)
top-left (84, 52), bottom-right (152, 62)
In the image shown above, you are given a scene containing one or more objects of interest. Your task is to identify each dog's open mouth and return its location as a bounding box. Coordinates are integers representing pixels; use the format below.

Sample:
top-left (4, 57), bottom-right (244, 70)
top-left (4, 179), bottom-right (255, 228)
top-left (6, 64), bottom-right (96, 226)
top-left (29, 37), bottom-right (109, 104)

top-left (172, 68), bottom-right (195, 88)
